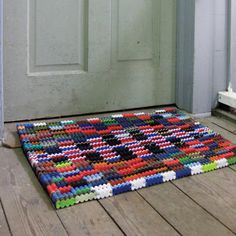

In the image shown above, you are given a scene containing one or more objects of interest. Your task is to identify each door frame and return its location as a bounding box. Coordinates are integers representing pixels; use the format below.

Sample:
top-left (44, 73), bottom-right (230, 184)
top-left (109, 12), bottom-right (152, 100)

top-left (0, 0), bottom-right (3, 143)
top-left (0, 0), bottom-right (231, 141)
top-left (176, 0), bottom-right (229, 116)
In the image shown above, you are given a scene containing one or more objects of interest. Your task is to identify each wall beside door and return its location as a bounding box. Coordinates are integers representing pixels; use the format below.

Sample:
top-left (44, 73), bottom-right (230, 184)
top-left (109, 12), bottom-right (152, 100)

top-left (176, 0), bottom-right (228, 114)
top-left (0, 0), bottom-right (3, 141)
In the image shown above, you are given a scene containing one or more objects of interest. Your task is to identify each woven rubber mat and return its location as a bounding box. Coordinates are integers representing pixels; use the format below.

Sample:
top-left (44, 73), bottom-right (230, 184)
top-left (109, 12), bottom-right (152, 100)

top-left (17, 108), bottom-right (236, 209)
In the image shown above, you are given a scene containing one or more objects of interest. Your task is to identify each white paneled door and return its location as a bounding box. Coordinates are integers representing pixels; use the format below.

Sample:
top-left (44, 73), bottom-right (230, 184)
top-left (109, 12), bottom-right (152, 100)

top-left (4, 0), bottom-right (176, 121)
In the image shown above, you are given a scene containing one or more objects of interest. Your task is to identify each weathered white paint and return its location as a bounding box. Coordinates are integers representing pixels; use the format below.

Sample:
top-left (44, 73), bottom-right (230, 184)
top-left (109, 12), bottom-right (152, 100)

top-left (29, 0), bottom-right (87, 73)
top-left (191, 113), bottom-right (212, 119)
top-left (4, 0), bottom-right (176, 121)
top-left (118, 0), bottom-right (153, 60)
top-left (218, 91), bottom-right (236, 108)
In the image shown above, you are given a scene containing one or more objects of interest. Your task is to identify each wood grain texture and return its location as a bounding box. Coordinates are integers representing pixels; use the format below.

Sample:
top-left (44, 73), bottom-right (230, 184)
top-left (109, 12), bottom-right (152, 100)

top-left (230, 165), bottom-right (236, 171)
top-left (99, 191), bottom-right (179, 236)
top-left (3, 127), bottom-right (21, 148)
top-left (2, 115), bottom-right (236, 236)
top-left (0, 200), bottom-right (11, 236)
top-left (138, 182), bottom-right (234, 236)
top-left (206, 117), bottom-right (236, 133)
top-left (197, 118), bottom-right (236, 143)
top-left (0, 148), bottom-right (123, 236)
top-left (0, 148), bottom-right (68, 236)
top-left (57, 201), bottom-right (124, 236)
top-left (173, 168), bottom-right (236, 233)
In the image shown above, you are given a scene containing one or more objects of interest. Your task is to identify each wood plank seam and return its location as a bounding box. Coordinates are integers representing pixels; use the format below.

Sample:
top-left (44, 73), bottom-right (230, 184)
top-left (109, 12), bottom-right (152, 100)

top-left (55, 211), bottom-right (70, 236)
top-left (170, 180), bottom-right (236, 235)
top-left (0, 198), bottom-right (13, 236)
top-left (229, 166), bottom-right (236, 172)
top-left (136, 191), bottom-right (182, 236)
top-left (211, 121), bottom-right (236, 135)
top-left (97, 200), bottom-right (127, 236)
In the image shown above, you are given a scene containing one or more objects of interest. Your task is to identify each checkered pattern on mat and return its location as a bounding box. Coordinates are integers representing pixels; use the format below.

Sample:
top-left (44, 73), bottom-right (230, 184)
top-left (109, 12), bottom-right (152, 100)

top-left (17, 108), bottom-right (236, 209)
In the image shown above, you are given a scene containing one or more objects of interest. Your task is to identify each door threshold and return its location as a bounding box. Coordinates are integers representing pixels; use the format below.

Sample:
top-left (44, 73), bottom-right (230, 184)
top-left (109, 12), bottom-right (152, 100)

top-left (212, 108), bottom-right (236, 124)
top-left (218, 91), bottom-right (236, 109)
top-left (4, 104), bottom-right (176, 124)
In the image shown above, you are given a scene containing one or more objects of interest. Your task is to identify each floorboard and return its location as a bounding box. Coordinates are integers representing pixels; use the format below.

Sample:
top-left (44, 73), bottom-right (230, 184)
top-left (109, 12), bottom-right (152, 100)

top-left (99, 191), bottom-right (180, 236)
top-left (173, 168), bottom-right (236, 234)
top-left (1, 114), bottom-right (236, 236)
top-left (57, 201), bottom-right (124, 236)
top-left (0, 199), bottom-right (11, 236)
top-left (230, 165), bottom-right (236, 171)
top-left (206, 116), bottom-right (236, 133)
top-left (0, 148), bottom-right (124, 236)
top-left (198, 118), bottom-right (236, 143)
top-left (0, 148), bottom-right (69, 236)
top-left (138, 182), bottom-right (234, 236)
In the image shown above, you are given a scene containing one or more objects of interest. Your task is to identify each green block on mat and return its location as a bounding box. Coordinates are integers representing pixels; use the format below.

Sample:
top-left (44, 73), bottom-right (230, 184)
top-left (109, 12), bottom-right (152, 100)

top-left (202, 163), bottom-right (217, 172)
top-left (76, 187), bottom-right (90, 195)
top-left (62, 120), bottom-right (74, 124)
top-left (227, 157), bottom-right (236, 165)
top-left (56, 198), bottom-right (76, 209)
top-left (65, 199), bottom-right (71, 207)
top-left (56, 161), bottom-right (72, 168)
top-left (56, 200), bottom-right (61, 209)
top-left (170, 152), bottom-right (184, 157)
top-left (60, 200), bottom-right (66, 208)
top-left (179, 157), bottom-right (191, 164)
top-left (51, 177), bottom-right (64, 183)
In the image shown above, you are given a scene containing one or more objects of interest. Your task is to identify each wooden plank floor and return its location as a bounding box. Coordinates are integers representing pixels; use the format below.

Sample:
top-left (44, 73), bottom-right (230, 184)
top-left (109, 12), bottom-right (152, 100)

top-left (0, 114), bottom-right (236, 236)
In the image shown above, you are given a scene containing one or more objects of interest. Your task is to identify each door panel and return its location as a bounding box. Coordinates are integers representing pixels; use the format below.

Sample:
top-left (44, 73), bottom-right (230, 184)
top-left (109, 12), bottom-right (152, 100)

top-left (117, 0), bottom-right (153, 61)
top-left (4, 0), bottom-right (176, 121)
top-left (30, 0), bottom-right (87, 72)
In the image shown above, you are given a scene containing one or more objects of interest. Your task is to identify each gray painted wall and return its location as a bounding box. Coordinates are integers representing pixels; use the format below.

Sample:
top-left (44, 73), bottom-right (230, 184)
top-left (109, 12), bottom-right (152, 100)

top-left (177, 0), bottom-right (228, 114)
top-left (0, 0), bottom-right (3, 141)
top-left (192, 0), bottom-right (228, 113)
top-left (176, 0), bottom-right (195, 112)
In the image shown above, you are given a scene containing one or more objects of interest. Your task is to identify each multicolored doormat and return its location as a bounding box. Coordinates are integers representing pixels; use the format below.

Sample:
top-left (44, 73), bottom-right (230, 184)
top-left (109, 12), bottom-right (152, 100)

top-left (17, 108), bottom-right (236, 209)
